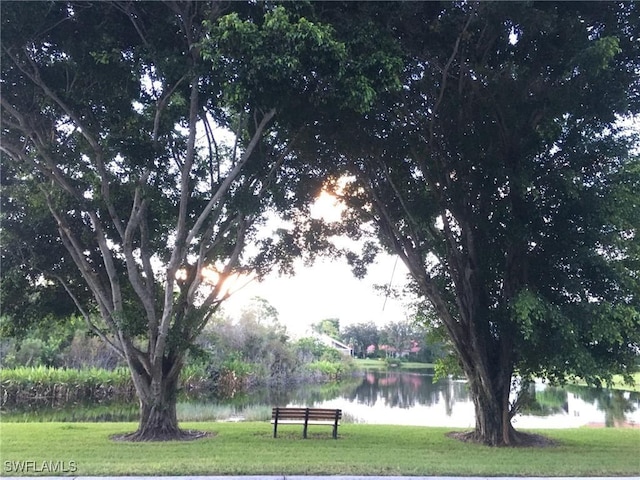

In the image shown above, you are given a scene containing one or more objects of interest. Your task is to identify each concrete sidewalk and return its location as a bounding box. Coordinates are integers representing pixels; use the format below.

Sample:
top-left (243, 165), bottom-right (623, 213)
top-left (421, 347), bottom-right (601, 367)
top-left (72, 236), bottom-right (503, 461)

top-left (2, 477), bottom-right (637, 480)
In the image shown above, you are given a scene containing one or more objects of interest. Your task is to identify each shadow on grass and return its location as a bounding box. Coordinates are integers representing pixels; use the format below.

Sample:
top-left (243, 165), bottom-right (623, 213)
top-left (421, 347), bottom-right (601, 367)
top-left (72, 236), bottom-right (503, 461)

top-left (252, 430), bottom-right (350, 440)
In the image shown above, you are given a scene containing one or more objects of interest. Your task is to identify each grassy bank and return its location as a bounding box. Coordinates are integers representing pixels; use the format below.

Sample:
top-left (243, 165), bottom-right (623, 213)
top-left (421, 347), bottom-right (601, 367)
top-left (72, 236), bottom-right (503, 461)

top-left (353, 358), bottom-right (435, 370)
top-left (607, 372), bottom-right (640, 393)
top-left (1, 422), bottom-right (638, 476)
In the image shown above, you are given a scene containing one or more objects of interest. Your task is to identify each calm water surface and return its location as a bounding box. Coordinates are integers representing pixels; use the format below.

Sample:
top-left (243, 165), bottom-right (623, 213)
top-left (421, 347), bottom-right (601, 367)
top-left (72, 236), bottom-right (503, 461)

top-left (5, 369), bottom-right (639, 428)
top-left (299, 370), bottom-right (640, 429)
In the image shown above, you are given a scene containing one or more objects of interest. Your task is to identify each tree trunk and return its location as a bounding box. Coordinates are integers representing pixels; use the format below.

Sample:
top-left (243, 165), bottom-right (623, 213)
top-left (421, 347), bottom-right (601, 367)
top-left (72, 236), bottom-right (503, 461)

top-left (460, 350), bottom-right (522, 446)
top-left (135, 378), bottom-right (181, 441)
top-left (466, 375), bottom-right (513, 446)
top-left (117, 359), bottom-right (205, 442)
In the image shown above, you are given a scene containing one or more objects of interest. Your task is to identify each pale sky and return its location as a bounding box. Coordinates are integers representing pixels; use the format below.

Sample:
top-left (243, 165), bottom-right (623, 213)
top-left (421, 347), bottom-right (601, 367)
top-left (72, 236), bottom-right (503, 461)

top-left (217, 178), bottom-right (415, 336)
top-left (222, 252), bottom-right (411, 337)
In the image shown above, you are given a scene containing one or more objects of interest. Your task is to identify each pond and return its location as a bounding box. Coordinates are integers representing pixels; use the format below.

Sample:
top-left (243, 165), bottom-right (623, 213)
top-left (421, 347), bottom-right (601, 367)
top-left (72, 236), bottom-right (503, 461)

top-left (4, 369), bottom-right (639, 428)
top-left (302, 370), bottom-right (640, 429)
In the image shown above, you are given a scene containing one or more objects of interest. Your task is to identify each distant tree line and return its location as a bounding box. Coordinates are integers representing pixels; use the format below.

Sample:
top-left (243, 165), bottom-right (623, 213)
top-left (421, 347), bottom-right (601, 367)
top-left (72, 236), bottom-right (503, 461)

top-left (2, 297), bottom-right (445, 385)
top-left (1, 297), bottom-right (354, 391)
top-left (311, 317), bottom-right (446, 363)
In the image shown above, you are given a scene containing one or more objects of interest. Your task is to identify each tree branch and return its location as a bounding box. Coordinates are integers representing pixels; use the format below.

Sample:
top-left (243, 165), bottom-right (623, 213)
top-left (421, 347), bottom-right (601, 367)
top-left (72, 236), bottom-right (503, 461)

top-left (52, 274), bottom-right (125, 358)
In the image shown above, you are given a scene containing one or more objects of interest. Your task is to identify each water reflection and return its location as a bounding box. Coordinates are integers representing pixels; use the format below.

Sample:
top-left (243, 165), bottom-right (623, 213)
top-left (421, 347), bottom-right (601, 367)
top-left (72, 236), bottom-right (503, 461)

top-left (346, 371), bottom-right (457, 409)
top-left (306, 371), bottom-right (640, 429)
top-left (521, 385), bottom-right (568, 416)
top-left (306, 370), bottom-right (474, 427)
top-left (3, 370), bottom-right (638, 428)
top-left (339, 370), bottom-right (472, 420)
top-left (565, 385), bottom-right (639, 428)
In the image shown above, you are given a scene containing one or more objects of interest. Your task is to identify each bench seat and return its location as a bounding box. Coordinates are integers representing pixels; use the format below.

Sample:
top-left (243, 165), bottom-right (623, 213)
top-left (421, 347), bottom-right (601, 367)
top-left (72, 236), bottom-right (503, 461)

top-left (271, 407), bottom-right (342, 439)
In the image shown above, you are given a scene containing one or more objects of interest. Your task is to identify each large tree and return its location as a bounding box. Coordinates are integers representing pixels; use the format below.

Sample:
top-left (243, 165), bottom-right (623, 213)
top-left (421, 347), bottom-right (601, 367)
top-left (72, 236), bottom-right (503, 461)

top-left (0, 1), bottom-right (397, 440)
top-left (342, 321), bottom-right (380, 358)
top-left (305, 2), bottom-right (640, 445)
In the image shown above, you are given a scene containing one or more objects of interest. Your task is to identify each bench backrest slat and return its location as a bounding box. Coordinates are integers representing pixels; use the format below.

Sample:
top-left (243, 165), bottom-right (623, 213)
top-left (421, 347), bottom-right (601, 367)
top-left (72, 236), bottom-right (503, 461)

top-left (272, 407), bottom-right (342, 420)
top-left (272, 407), bottom-right (341, 439)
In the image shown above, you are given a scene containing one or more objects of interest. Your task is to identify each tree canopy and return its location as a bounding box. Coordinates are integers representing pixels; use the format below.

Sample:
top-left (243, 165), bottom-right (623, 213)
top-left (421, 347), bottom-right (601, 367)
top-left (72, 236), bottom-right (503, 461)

top-left (0, 1), bottom-right (399, 440)
top-left (294, 1), bottom-right (640, 445)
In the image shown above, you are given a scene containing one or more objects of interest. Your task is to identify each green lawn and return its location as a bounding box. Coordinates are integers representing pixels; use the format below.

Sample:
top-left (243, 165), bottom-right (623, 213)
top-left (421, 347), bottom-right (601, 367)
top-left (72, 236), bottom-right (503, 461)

top-left (609, 372), bottom-right (640, 392)
top-left (1, 422), bottom-right (638, 476)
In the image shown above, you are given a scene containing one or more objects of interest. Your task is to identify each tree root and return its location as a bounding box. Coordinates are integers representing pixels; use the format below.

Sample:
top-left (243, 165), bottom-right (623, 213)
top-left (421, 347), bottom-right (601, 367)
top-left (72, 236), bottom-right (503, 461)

top-left (111, 429), bottom-right (214, 442)
top-left (447, 430), bottom-right (558, 448)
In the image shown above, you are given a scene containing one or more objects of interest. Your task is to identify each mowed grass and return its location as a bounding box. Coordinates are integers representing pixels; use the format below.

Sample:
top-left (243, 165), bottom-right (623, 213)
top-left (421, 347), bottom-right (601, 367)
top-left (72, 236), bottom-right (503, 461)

top-left (1, 422), bottom-right (639, 476)
top-left (610, 372), bottom-right (640, 392)
top-left (353, 358), bottom-right (435, 370)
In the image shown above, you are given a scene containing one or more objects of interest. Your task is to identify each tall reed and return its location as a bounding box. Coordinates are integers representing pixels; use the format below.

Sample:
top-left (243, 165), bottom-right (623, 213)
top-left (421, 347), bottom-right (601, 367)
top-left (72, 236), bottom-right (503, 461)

top-left (0, 366), bottom-right (208, 408)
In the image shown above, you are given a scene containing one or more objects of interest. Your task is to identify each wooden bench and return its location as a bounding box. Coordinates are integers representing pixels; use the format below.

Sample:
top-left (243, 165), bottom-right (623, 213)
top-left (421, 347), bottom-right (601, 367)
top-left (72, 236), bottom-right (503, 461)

top-left (271, 407), bottom-right (342, 439)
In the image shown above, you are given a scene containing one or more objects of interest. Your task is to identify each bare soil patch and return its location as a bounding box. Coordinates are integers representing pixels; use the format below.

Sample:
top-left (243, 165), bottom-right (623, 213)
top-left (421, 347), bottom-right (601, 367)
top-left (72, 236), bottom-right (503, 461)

top-left (447, 430), bottom-right (558, 448)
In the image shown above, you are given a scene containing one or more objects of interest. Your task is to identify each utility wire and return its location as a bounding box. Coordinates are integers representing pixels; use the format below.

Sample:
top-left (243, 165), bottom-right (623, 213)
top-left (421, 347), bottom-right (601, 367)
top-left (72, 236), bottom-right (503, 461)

top-left (382, 256), bottom-right (399, 312)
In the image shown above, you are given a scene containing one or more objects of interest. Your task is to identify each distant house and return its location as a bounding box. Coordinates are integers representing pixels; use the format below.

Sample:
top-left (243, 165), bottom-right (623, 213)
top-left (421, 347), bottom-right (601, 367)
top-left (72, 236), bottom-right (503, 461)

top-left (316, 334), bottom-right (353, 357)
top-left (378, 344), bottom-right (396, 356)
top-left (376, 340), bottom-right (422, 358)
top-left (407, 340), bottom-right (421, 356)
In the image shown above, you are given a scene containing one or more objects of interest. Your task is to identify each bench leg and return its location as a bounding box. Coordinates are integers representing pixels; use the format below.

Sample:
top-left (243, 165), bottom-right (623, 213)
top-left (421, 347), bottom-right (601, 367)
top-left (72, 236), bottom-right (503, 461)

top-left (273, 420), bottom-right (278, 438)
top-left (303, 421), bottom-right (308, 439)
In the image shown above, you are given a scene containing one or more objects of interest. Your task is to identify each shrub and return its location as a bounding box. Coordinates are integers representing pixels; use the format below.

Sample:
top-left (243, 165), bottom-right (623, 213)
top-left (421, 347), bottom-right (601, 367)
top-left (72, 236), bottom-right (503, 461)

top-left (307, 359), bottom-right (355, 380)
